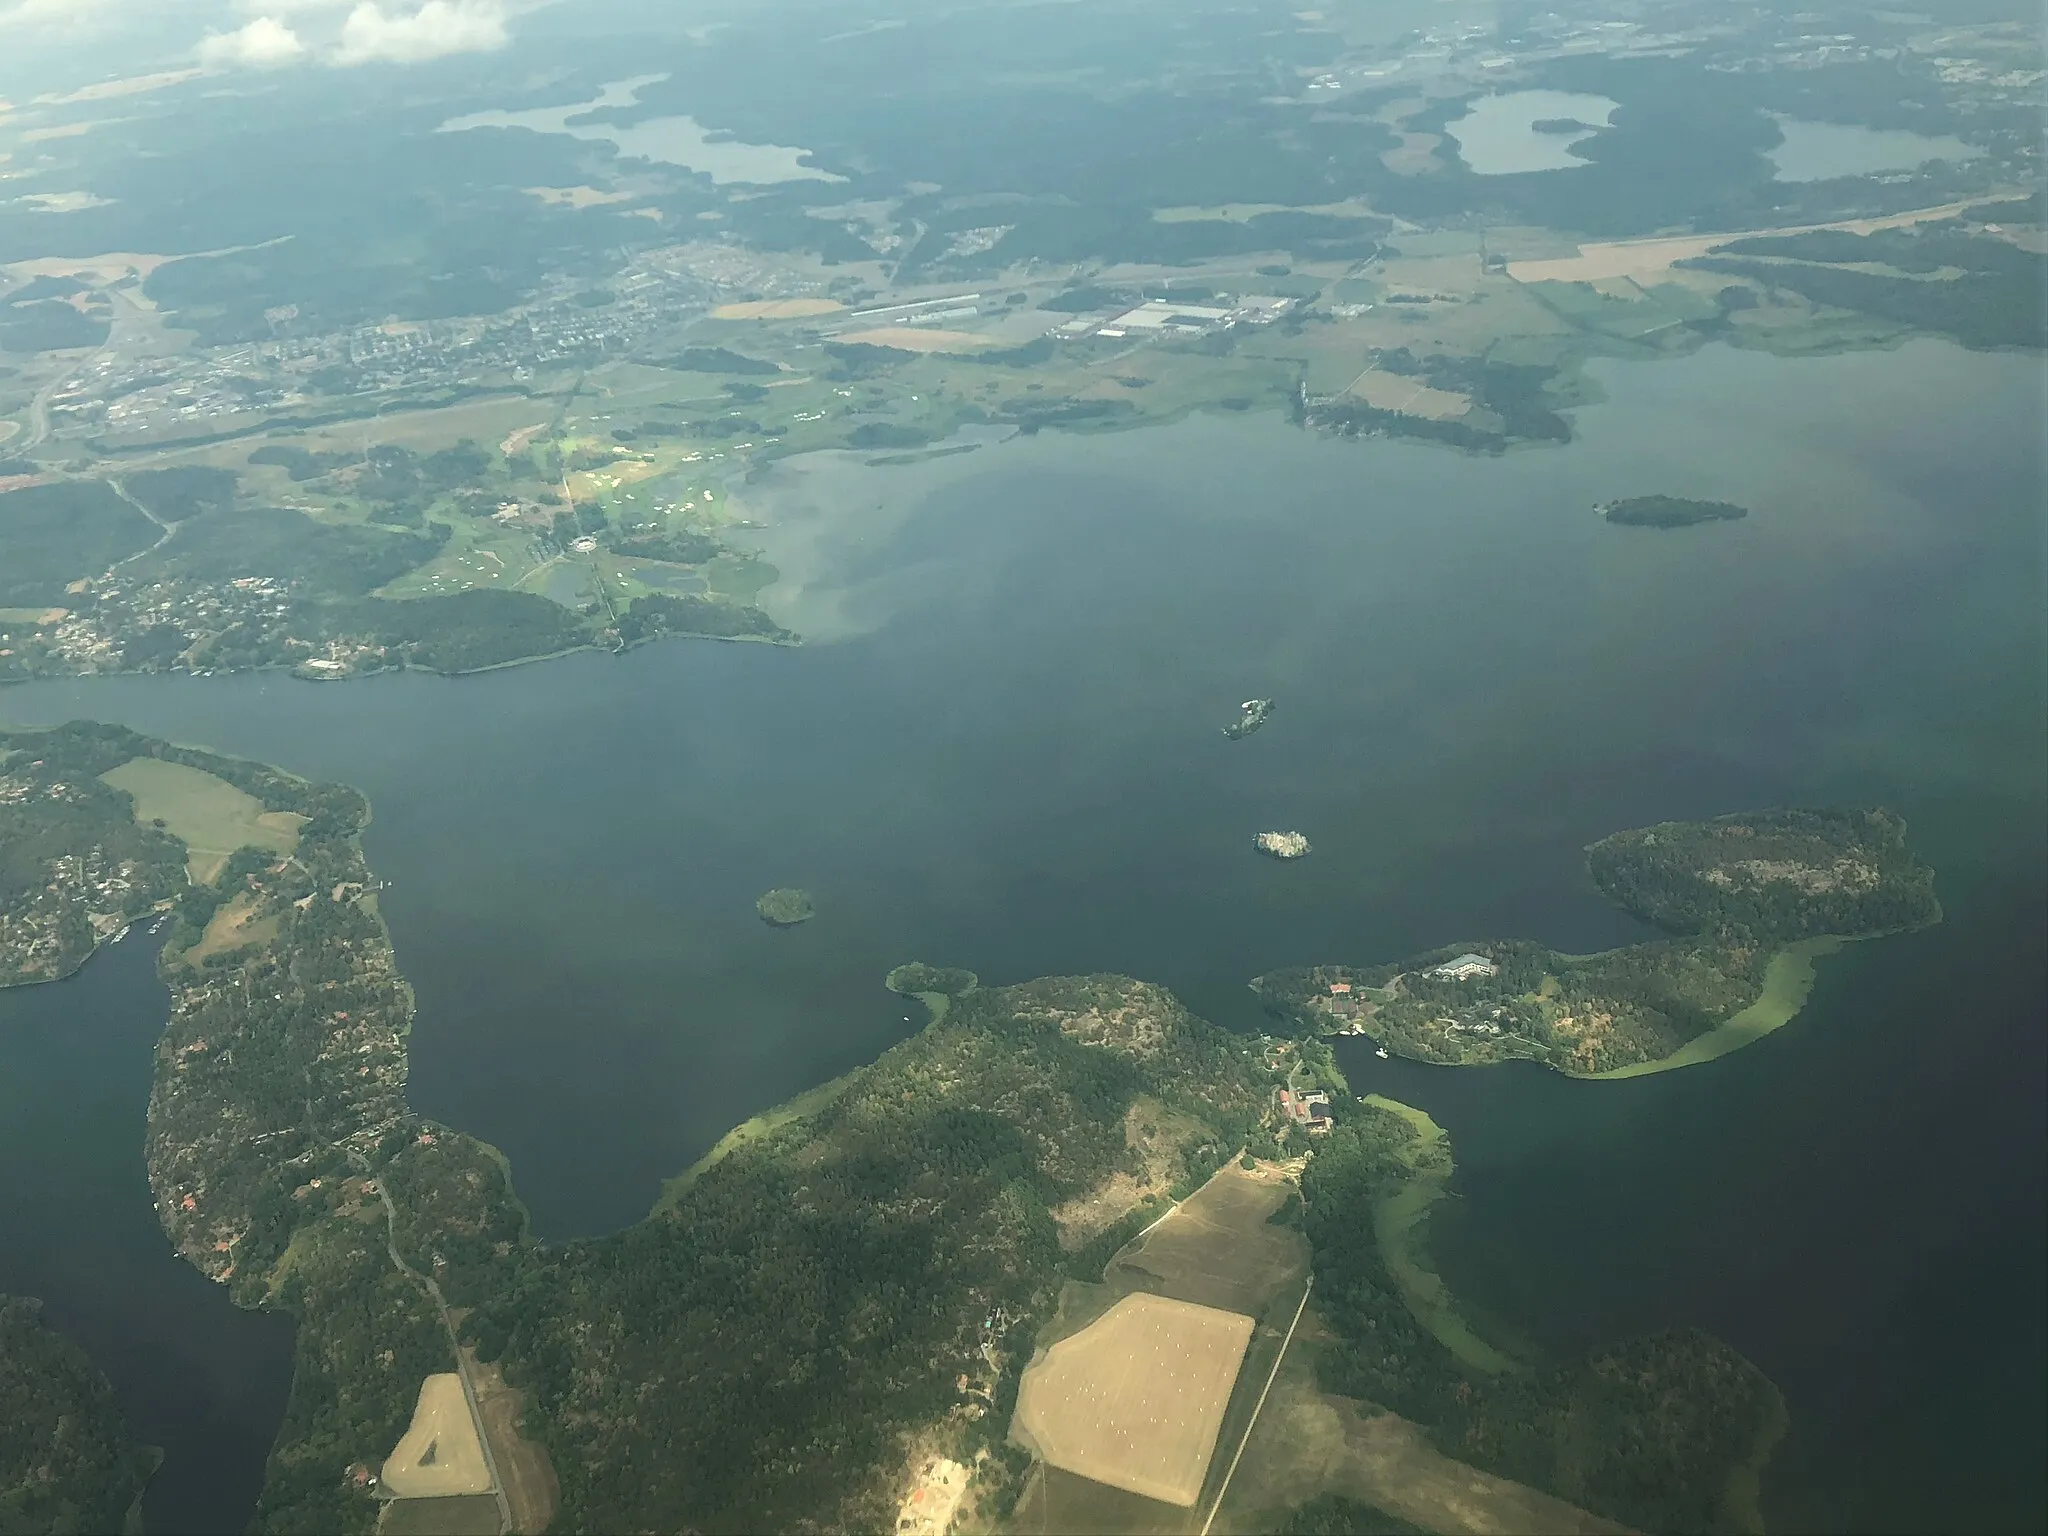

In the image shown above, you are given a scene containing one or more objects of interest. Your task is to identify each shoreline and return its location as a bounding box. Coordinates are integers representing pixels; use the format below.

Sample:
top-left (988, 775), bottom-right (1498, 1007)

top-left (1359, 1094), bottom-right (1518, 1373)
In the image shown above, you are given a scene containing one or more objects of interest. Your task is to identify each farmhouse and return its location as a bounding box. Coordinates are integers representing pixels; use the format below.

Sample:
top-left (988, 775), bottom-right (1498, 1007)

top-left (1432, 952), bottom-right (1499, 980)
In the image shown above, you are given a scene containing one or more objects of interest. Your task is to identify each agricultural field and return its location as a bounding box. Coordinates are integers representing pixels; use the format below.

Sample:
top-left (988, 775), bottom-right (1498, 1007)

top-left (378, 1493), bottom-right (503, 1535)
top-left (1012, 1292), bottom-right (1255, 1507)
top-left (101, 756), bottom-right (303, 883)
top-left (381, 1374), bottom-right (493, 1498)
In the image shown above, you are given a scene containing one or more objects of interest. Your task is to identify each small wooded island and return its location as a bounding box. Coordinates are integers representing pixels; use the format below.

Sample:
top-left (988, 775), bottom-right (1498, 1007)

top-left (755, 887), bottom-right (816, 927)
top-left (1254, 808), bottom-right (1939, 1076)
top-left (1531, 116), bottom-right (1599, 133)
top-left (1599, 494), bottom-right (1749, 528)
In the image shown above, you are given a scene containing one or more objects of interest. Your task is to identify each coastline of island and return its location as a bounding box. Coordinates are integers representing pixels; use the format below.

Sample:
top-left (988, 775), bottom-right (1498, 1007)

top-left (1254, 808), bottom-right (1939, 1078)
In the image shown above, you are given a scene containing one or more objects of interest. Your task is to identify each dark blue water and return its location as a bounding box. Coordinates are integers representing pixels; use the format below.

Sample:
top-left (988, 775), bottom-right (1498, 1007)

top-left (1, 338), bottom-right (2040, 1530)
top-left (0, 930), bottom-right (296, 1534)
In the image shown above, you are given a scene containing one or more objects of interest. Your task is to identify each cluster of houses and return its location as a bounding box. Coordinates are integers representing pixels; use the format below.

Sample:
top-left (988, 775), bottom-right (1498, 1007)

top-left (1278, 1084), bottom-right (1333, 1134)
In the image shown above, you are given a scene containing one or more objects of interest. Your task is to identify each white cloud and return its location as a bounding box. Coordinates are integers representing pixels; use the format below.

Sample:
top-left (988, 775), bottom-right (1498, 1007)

top-left (331, 0), bottom-right (508, 65)
top-left (199, 16), bottom-right (307, 67)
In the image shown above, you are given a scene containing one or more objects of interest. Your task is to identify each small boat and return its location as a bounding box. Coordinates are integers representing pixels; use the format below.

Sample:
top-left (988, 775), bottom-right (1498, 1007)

top-left (110, 927), bottom-right (127, 944)
top-left (1375, 1047), bottom-right (1389, 1060)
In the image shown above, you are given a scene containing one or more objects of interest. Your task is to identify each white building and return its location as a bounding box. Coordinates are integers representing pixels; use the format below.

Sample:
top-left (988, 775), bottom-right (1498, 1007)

top-left (1432, 953), bottom-right (1499, 981)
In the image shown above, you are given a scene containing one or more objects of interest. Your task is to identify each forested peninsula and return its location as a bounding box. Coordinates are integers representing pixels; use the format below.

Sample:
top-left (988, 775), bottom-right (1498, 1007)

top-left (2, 724), bottom-right (1790, 1534)
top-left (0, 1296), bottom-right (159, 1535)
top-left (1255, 809), bottom-right (1939, 1075)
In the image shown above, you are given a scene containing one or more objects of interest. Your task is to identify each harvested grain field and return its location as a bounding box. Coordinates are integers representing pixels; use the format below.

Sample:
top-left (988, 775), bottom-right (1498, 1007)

top-left (1347, 369), bottom-right (1471, 421)
top-left (835, 327), bottom-right (992, 352)
top-left (1105, 1161), bottom-right (1308, 1317)
top-left (1013, 1292), bottom-right (1255, 1507)
top-left (712, 297), bottom-right (846, 320)
top-left (381, 1375), bottom-right (493, 1499)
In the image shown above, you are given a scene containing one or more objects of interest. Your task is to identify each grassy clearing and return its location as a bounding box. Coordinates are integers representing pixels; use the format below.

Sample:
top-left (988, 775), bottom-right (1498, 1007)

top-left (1105, 1163), bottom-right (1306, 1317)
top-left (1208, 1329), bottom-right (1624, 1536)
top-left (1581, 937), bottom-right (1850, 1080)
top-left (651, 1069), bottom-right (859, 1213)
top-left (1359, 1096), bottom-right (1515, 1375)
top-left (185, 891), bottom-right (279, 963)
top-left (101, 756), bottom-right (301, 883)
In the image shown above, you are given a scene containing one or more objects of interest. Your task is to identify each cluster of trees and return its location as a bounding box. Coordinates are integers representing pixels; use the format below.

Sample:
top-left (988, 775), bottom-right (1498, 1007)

top-left (120, 465), bottom-right (240, 522)
top-left (0, 480), bottom-right (158, 605)
top-left (615, 592), bottom-right (795, 647)
top-left (0, 1297), bottom-right (159, 1533)
top-left (1691, 226), bottom-right (2046, 349)
top-left (663, 346), bottom-right (780, 376)
top-left (1301, 1105), bottom-right (1784, 1534)
top-left (361, 588), bottom-right (594, 674)
top-left (248, 445), bottom-right (360, 482)
top-left (1588, 808), bottom-right (1939, 943)
top-left (465, 974), bottom-right (1271, 1532)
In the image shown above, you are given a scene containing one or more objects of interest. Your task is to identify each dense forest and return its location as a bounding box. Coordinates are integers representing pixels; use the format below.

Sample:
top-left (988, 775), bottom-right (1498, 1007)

top-left (467, 975), bottom-right (1273, 1533)
top-left (1301, 1105), bottom-right (1783, 1535)
top-left (0, 1297), bottom-right (159, 1535)
top-left (1689, 225), bottom-right (2046, 350)
top-left (1588, 808), bottom-right (1940, 943)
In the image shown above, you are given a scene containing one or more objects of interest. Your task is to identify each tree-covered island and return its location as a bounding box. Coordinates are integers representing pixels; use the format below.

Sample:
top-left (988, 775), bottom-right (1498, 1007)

top-left (1599, 495), bottom-right (1749, 528)
top-left (1255, 809), bottom-right (1938, 1076)
top-left (0, 726), bottom-right (1797, 1535)
top-left (754, 887), bottom-right (816, 926)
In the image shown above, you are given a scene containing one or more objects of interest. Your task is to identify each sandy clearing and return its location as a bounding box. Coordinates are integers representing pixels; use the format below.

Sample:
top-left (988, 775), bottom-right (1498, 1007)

top-left (381, 1374), bottom-right (493, 1499)
top-left (713, 297), bottom-right (846, 320)
top-left (1013, 1292), bottom-right (1255, 1506)
top-left (1508, 199), bottom-right (2005, 284)
top-left (1, 251), bottom-right (180, 283)
top-left (835, 327), bottom-right (992, 352)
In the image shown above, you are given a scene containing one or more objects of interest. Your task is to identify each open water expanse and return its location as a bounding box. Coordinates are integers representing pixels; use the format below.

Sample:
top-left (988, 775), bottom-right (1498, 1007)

top-left (2, 338), bottom-right (2042, 1531)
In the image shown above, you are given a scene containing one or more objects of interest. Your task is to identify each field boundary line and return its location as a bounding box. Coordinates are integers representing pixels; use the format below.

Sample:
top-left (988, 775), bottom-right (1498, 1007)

top-left (1199, 1273), bottom-right (1312, 1536)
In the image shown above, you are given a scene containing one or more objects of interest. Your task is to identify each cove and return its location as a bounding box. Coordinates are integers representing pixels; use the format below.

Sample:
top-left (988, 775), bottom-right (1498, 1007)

top-left (0, 337), bottom-right (2040, 1531)
top-left (0, 930), bottom-right (296, 1534)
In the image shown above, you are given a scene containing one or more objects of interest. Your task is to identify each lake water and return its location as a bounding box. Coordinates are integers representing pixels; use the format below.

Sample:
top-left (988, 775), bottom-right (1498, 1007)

top-left (1443, 90), bottom-right (1617, 174)
top-left (2, 337), bottom-right (2041, 1530)
top-left (1768, 116), bottom-right (1981, 183)
top-left (440, 74), bottom-right (842, 185)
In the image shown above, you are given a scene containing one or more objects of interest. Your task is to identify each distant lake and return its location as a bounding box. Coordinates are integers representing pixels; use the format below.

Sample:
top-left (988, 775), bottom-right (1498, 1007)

top-left (2, 338), bottom-right (2040, 1531)
top-left (439, 74), bottom-right (842, 185)
top-left (1443, 90), bottom-right (1617, 174)
top-left (1768, 115), bottom-right (1981, 182)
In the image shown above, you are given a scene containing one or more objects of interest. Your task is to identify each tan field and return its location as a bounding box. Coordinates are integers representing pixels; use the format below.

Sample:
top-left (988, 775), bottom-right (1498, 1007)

top-left (522, 186), bottom-right (632, 209)
top-left (187, 892), bottom-right (278, 963)
top-left (1, 251), bottom-right (181, 283)
top-left (712, 297), bottom-right (847, 320)
top-left (835, 327), bottom-right (992, 352)
top-left (1105, 1161), bottom-right (1308, 1317)
top-left (0, 606), bottom-right (66, 624)
top-left (1508, 198), bottom-right (2003, 284)
top-left (101, 758), bottom-right (303, 884)
top-left (382, 1375), bottom-right (494, 1499)
top-left (1013, 1292), bottom-right (1255, 1507)
top-left (1348, 369), bottom-right (1471, 421)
